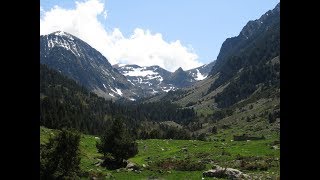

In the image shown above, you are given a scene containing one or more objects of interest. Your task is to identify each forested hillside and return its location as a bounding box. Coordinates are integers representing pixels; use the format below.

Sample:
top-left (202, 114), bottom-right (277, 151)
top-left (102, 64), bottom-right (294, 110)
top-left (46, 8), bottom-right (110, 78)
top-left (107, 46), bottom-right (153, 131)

top-left (40, 63), bottom-right (197, 136)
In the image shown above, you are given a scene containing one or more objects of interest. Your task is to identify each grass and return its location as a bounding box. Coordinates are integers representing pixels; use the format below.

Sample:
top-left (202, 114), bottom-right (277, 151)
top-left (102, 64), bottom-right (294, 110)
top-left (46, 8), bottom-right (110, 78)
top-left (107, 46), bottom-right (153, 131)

top-left (40, 126), bottom-right (279, 179)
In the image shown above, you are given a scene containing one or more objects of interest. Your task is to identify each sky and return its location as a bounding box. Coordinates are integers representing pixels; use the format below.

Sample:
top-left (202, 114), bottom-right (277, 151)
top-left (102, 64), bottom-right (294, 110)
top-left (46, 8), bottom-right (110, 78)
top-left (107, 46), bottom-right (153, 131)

top-left (40, 0), bottom-right (280, 72)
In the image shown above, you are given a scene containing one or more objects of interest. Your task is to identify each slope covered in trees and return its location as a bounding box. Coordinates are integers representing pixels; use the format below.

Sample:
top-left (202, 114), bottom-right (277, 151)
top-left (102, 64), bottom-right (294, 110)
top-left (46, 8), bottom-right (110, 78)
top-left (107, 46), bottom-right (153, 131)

top-left (40, 63), bottom-right (197, 136)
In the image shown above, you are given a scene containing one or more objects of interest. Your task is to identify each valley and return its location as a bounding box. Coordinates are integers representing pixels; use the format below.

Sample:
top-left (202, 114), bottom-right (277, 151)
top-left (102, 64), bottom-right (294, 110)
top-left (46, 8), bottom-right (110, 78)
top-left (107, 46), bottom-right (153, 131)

top-left (40, 2), bottom-right (280, 179)
top-left (41, 125), bottom-right (279, 179)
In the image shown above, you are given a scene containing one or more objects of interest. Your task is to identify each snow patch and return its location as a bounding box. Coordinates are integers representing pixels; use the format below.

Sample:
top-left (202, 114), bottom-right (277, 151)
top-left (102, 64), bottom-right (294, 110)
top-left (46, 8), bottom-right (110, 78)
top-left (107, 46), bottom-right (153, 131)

top-left (145, 74), bottom-right (163, 81)
top-left (162, 86), bottom-right (175, 92)
top-left (194, 69), bottom-right (207, 80)
top-left (118, 63), bottom-right (126, 67)
top-left (111, 88), bottom-right (123, 96)
top-left (47, 36), bottom-right (80, 56)
top-left (54, 31), bottom-right (67, 36)
top-left (54, 31), bottom-right (74, 40)
top-left (115, 88), bottom-right (123, 96)
top-left (102, 83), bottom-right (107, 89)
top-left (109, 93), bottom-right (115, 97)
top-left (123, 67), bottom-right (157, 77)
top-left (129, 98), bottom-right (136, 101)
top-left (127, 79), bottom-right (135, 86)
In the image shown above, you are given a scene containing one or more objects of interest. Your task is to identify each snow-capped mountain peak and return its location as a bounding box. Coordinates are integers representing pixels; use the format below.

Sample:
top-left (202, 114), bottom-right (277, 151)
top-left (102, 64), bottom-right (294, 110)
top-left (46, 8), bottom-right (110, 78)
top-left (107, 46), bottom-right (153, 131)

top-left (114, 64), bottom-right (175, 95)
top-left (40, 31), bottom-right (141, 100)
top-left (113, 61), bottom-right (216, 96)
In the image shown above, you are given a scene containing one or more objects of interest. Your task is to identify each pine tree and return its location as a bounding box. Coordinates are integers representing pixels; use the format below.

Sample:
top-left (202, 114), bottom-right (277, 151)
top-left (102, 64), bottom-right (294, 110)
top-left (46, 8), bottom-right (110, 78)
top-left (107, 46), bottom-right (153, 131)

top-left (96, 118), bottom-right (138, 168)
top-left (40, 129), bottom-right (81, 179)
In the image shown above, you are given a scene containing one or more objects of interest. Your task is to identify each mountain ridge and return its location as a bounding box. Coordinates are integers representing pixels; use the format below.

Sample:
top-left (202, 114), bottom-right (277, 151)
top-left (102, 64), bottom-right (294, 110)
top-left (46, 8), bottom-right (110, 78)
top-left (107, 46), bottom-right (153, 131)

top-left (145, 2), bottom-right (280, 111)
top-left (40, 31), bottom-right (141, 100)
top-left (113, 61), bottom-right (215, 96)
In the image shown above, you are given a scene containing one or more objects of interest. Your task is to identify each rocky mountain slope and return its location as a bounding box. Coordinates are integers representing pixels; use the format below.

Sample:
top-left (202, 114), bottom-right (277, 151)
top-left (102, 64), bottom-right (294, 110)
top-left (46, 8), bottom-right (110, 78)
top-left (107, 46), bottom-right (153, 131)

top-left (146, 3), bottom-right (280, 112)
top-left (40, 31), bottom-right (140, 100)
top-left (40, 31), bottom-right (216, 100)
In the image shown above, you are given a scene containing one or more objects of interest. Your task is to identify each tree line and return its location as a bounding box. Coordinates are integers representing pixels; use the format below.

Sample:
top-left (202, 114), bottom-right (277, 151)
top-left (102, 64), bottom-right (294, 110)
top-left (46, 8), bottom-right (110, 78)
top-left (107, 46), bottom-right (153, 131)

top-left (40, 64), bottom-right (197, 136)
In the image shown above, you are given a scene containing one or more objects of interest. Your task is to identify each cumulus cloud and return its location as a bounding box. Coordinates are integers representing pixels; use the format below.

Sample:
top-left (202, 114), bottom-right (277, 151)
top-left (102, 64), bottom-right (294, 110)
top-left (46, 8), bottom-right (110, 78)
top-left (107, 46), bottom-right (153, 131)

top-left (40, 0), bottom-right (202, 72)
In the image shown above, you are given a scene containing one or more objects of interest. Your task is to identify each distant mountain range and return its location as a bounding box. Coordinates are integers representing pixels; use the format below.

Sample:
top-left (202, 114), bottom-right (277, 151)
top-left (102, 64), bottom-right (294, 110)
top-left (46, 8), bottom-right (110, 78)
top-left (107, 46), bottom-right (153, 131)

top-left (40, 31), bottom-right (214, 100)
top-left (113, 61), bottom-right (215, 95)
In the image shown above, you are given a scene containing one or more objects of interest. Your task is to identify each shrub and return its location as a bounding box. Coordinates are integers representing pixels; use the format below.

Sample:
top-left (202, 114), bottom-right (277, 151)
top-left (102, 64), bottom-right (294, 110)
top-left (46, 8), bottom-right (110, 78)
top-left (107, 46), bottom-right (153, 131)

top-left (197, 133), bottom-right (207, 141)
top-left (211, 126), bottom-right (218, 134)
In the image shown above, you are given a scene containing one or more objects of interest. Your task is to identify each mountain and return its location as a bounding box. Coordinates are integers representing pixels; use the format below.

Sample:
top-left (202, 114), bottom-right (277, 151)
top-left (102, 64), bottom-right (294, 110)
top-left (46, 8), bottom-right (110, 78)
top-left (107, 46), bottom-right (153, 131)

top-left (146, 3), bottom-right (280, 110)
top-left (40, 31), bottom-right (139, 100)
top-left (210, 3), bottom-right (280, 76)
top-left (40, 31), bottom-right (214, 100)
top-left (163, 67), bottom-right (195, 88)
top-left (206, 3), bottom-right (280, 107)
top-left (113, 64), bottom-right (176, 95)
top-left (114, 61), bottom-right (215, 96)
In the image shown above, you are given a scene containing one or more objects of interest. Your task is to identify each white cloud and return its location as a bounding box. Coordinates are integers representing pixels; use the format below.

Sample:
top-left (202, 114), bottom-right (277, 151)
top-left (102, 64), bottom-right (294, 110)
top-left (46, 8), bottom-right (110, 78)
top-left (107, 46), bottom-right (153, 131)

top-left (40, 0), bottom-right (202, 72)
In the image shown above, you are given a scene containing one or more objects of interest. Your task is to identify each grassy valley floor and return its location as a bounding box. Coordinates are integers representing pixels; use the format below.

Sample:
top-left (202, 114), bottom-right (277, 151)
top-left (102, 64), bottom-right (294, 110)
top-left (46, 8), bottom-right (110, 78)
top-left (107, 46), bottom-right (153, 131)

top-left (41, 126), bottom-right (279, 179)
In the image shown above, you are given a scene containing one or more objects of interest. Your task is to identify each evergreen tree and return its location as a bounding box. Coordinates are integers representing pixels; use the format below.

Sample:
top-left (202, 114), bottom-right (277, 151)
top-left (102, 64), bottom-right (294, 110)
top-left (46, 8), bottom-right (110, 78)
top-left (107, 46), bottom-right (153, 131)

top-left (96, 118), bottom-right (138, 168)
top-left (40, 129), bottom-right (81, 179)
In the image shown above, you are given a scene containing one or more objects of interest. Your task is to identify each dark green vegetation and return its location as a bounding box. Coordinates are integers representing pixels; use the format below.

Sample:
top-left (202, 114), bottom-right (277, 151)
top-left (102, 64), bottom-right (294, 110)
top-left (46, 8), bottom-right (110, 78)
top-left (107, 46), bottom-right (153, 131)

top-left (40, 63), bottom-right (197, 136)
top-left (96, 118), bottom-right (138, 169)
top-left (40, 129), bottom-right (81, 179)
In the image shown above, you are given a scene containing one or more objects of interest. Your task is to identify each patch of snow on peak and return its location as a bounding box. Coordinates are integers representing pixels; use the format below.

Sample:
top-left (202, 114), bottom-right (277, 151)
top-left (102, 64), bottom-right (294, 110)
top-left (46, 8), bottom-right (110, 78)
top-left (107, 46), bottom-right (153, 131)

top-left (123, 67), bottom-right (157, 77)
top-left (55, 31), bottom-right (66, 36)
top-left (102, 83), bottom-right (107, 89)
top-left (194, 69), bottom-right (207, 80)
top-left (118, 63), bottom-right (126, 67)
top-left (129, 98), bottom-right (136, 101)
top-left (54, 31), bottom-right (74, 40)
top-left (109, 93), bottom-right (115, 97)
top-left (162, 86), bottom-right (175, 92)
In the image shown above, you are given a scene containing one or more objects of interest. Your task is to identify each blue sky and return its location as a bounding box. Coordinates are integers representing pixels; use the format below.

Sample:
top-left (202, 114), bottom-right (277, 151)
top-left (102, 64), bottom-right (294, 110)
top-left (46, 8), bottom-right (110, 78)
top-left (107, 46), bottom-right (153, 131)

top-left (40, 0), bottom-right (279, 71)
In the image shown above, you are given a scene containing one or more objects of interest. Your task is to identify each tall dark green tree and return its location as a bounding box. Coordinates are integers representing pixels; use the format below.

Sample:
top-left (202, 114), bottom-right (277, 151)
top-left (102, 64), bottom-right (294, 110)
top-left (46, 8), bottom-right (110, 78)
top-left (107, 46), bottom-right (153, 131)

top-left (96, 117), bottom-right (138, 168)
top-left (40, 129), bottom-right (81, 179)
